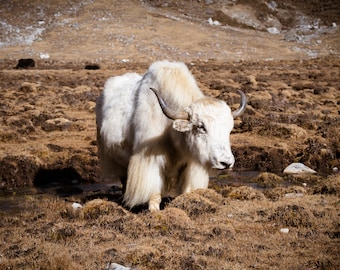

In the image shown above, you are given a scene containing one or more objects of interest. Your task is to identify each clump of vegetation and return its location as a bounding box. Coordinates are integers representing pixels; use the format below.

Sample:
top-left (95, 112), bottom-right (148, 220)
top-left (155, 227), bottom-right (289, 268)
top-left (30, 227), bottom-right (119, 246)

top-left (252, 172), bottom-right (283, 188)
top-left (269, 204), bottom-right (315, 228)
top-left (227, 186), bottom-right (266, 200)
top-left (313, 174), bottom-right (340, 195)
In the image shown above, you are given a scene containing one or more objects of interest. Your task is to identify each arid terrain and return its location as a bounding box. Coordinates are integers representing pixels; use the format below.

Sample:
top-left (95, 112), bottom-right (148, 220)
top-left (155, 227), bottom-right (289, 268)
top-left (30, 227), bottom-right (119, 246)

top-left (0, 0), bottom-right (339, 269)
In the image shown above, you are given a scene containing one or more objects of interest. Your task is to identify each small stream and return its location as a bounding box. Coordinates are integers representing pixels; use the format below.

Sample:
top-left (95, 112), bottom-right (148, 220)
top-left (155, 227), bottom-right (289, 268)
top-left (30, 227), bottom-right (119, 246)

top-left (0, 170), bottom-right (301, 213)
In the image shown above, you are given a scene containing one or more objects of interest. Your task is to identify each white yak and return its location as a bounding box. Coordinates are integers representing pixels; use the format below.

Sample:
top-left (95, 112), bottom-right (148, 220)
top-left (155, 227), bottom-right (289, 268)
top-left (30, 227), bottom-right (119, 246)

top-left (96, 60), bottom-right (246, 211)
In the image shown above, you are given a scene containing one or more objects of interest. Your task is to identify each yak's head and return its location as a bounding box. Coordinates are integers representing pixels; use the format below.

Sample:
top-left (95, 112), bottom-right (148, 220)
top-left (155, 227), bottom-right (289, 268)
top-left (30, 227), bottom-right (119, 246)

top-left (150, 88), bottom-right (247, 170)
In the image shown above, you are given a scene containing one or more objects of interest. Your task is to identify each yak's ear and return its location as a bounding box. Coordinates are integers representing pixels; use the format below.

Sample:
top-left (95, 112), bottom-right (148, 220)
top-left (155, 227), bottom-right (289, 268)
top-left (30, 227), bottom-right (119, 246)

top-left (173, 119), bottom-right (192, 132)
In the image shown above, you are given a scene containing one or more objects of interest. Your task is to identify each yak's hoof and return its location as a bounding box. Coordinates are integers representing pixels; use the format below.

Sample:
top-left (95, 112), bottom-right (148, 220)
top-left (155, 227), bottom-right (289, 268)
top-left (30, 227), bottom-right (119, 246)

top-left (148, 193), bottom-right (162, 211)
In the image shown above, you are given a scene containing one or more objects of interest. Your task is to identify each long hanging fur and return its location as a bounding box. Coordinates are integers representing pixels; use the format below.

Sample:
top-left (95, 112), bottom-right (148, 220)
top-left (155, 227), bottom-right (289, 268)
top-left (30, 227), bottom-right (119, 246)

top-left (123, 61), bottom-right (204, 208)
top-left (96, 60), bottom-right (239, 210)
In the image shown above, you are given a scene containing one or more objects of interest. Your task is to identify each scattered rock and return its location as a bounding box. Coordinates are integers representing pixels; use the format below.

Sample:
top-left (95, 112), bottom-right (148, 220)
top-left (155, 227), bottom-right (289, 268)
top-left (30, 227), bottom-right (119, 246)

top-left (71, 202), bottom-right (82, 211)
top-left (284, 30), bottom-right (300, 42)
top-left (283, 163), bottom-right (316, 174)
top-left (284, 193), bottom-right (304, 198)
top-left (280, 228), bottom-right (289, 234)
top-left (219, 5), bottom-right (265, 30)
top-left (264, 185), bottom-right (307, 201)
top-left (267, 27), bottom-right (280, 34)
top-left (42, 118), bottom-right (73, 132)
top-left (106, 262), bottom-right (131, 270)
top-left (207, 18), bottom-right (221, 26)
top-left (39, 53), bottom-right (50, 59)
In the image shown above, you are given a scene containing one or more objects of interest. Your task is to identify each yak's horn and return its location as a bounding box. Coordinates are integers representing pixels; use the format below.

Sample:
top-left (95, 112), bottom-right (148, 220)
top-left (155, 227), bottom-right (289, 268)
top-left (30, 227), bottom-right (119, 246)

top-left (150, 88), bottom-right (189, 120)
top-left (232, 90), bottom-right (247, 118)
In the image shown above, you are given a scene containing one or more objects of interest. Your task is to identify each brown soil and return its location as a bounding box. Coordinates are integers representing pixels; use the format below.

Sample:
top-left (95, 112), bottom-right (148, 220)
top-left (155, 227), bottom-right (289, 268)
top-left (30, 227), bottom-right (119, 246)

top-left (0, 1), bottom-right (339, 269)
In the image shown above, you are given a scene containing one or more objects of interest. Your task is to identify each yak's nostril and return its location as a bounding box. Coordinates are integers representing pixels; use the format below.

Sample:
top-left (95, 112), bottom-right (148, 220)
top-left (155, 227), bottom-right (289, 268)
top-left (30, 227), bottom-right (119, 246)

top-left (220, 162), bottom-right (228, 169)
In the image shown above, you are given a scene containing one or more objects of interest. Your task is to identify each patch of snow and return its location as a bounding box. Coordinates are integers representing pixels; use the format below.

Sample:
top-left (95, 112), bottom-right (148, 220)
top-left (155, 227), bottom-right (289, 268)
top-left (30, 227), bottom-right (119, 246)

top-left (0, 20), bottom-right (46, 47)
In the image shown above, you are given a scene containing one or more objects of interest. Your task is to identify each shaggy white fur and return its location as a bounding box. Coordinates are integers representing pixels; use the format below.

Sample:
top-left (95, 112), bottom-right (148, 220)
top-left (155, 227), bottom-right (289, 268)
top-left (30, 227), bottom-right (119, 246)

top-left (96, 60), bottom-right (239, 211)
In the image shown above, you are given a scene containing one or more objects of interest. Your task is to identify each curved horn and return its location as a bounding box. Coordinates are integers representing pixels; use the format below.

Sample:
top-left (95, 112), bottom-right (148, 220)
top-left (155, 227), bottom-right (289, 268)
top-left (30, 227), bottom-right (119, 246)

top-left (232, 90), bottom-right (247, 118)
top-left (150, 88), bottom-right (189, 120)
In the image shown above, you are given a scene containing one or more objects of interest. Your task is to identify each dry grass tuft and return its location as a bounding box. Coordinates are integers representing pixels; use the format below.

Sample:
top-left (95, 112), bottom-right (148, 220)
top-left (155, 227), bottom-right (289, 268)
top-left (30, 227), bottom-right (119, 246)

top-left (146, 207), bottom-right (192, 233)
top-left (313, 174), bottom-right (340, 195)
top-left (264, 185), bottom-right (308, 201)
top-left (252, 172), bottom-right (283, 188)
top-left (269, 204), bottom-right (315, 228)
top-left (169, 189), bottom-right (220, 218)
top-left (227, 186), bottom-right (266, 200)
top-left (82, 198), bottom-right (127, 219)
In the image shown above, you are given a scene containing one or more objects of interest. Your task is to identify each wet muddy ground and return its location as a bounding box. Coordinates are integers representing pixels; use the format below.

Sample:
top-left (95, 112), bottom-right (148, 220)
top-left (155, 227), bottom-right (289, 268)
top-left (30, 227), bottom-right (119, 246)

top-left (0, 0), bottom-right (340, 269)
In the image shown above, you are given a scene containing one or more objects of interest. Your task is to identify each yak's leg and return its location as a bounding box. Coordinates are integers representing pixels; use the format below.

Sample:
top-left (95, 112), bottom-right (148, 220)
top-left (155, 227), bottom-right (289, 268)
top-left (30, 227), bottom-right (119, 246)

top-left (124, 152), bottom-right (164, 211)
top-left (120, 176), bottom-right (127, 194)
top-left (178, 161), bottom-right (209, 194)
top-left (148, 193), bottom-right (162, 211)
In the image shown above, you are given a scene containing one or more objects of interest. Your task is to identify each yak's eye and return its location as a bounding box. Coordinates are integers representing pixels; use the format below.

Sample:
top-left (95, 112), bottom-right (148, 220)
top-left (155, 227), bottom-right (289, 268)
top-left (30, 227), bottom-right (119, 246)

top-left (196, 122), bottom-right (207, 133)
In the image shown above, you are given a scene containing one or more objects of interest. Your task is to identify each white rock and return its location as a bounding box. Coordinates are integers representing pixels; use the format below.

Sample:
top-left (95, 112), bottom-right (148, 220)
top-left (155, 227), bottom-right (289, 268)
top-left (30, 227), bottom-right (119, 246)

top-left (43, 117), bottom-right (72, 131)
top-left (267, 1), bottom-right (277, 10)
top-left (284, 193), bottom-right (304, 198)
top-left (40, 53), bottom-right (50, 59)
top-left (280, 228), bottom-right (289, 234)
top-left (72, 202), bottom-right (82, 211)
top-left (106, 263), bottom-right (131, 270)
top-left (207, 18), bottom-right (221, 26)
top-left (267, 27), bottom-right (280, 34)
top-left (283, 163), bottom-right (316, 174)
